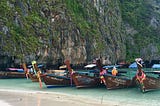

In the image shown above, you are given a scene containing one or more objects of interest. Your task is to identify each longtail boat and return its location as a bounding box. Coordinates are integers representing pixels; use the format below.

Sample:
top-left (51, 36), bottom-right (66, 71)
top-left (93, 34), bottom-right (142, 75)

top-left (65, 60), bottom-right (101, 88)
top-left (22, 63), bottom-right (39, 82)
top-left (43, 74), bottom-right (72, 88)
top-left (28, 73), bottom-right (39, 82)
top-left (43, 68), bottom-right (73, 88)
top-left (0, 71), bottom-right (26, 79)
top-left (96, 59), bottom-right (136, 90)
top-left (135, 58), bottom-right (160, 92)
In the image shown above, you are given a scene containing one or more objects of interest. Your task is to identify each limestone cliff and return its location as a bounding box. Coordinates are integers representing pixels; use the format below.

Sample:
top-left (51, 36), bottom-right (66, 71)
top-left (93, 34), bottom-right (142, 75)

top-left (121, 0), bottom-right (160, 61)
top-left (0, 0), bottom-right (160, 67)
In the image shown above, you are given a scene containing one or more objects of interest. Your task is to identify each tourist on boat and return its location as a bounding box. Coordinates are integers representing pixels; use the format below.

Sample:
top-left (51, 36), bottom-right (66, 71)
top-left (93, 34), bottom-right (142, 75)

top-left (112, 66), bottom-right (118, 76)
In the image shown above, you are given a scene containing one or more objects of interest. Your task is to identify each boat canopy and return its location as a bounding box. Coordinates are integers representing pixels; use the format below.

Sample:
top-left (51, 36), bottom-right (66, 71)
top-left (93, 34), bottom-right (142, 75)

top-left (59, 65), bottom-right (67, 69)
top-left (129, 62), bottom-right (137, 68)
top-left (84, 64), bottom-right (96, 68)
top-left (103, 65), bottom-right (121, 69)
top-left (7, 68), bottom-right (24, 72)
top-left (152, 64), bottom-right (160, 68)
top-left (28, 64), bottom-right (44, 68)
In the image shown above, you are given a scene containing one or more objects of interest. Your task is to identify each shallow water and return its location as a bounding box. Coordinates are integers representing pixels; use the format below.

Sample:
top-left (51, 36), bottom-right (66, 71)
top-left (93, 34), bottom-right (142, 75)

top-left (0, 78), bottom-right (160, 106)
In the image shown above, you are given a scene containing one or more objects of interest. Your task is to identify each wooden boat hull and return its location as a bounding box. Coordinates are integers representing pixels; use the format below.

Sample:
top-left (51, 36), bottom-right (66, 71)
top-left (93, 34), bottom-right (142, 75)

top-left (103, 75), bottom-right (136, 89)
top-left (65, 59), bottom-right (101, 88)
top-left (43, 75), bottom-right (72, 88)
top-left (136, 76), bottom-right (160, 92)
top-left (72, 73), bottom-right (101, 88)
top-left (0, 71), bottom-right (26, 79)
top-left (28, 73), bottom-right (39, 82)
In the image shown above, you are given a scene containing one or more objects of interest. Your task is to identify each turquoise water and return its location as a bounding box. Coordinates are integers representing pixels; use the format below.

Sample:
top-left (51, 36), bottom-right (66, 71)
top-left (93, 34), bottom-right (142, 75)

top-left (0, 78), bottom-right (160, 106)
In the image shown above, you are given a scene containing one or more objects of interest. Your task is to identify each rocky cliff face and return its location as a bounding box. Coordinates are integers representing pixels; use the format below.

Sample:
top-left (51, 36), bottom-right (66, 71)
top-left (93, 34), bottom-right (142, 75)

top-left (0, 0), bottom-right (160, 66)
top-left (122, 0), bottom-right (160, 61)
top-left (43, 0), bottom-right (126, 65)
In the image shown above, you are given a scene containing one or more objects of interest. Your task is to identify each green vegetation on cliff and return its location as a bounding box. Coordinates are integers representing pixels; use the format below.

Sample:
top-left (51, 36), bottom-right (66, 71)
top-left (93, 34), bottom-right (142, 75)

top-left (64, 0), bottom-right (105, 55)
top-left (1, 0), bottom-right (160, 64)
top-left (64, 0), bottom-right (100, 37)
top-left (0, 0), bottom-right (49, 61)
top-left (120, 0), bottom-right (160, 62)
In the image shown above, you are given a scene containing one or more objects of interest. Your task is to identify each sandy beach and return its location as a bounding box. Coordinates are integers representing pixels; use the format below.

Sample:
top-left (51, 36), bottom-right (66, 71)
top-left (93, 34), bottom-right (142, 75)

top-left (0, 100), bottom-right (11, 106)
top-left (0, 90), bottom-right (115, 106)
top-left (0, 78), bottom-right (160, 106)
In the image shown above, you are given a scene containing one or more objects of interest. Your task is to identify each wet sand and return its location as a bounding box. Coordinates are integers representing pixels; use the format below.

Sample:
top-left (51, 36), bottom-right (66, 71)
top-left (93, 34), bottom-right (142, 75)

top-left (0, 90), bottom-right (115, 106)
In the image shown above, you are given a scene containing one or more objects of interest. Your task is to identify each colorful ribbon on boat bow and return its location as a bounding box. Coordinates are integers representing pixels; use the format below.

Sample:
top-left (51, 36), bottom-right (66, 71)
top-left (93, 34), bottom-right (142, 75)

top-left (32, 61), bottom-right (42, 88)
top-left (136, 71), bottom-right (146, 83)
top-left (99, 69), bottom-right (106, 84)
top-left (65, 60), bottom-right (74, 87)
top-left (22, 63), bottom-right (29, 79)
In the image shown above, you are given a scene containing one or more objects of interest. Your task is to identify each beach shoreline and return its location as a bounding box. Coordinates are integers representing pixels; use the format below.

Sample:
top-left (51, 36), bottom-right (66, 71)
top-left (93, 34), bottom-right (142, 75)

top-left (0, 78), bottom-right (159, 106)
top-left (0, 89), bottom-right (115, 106)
